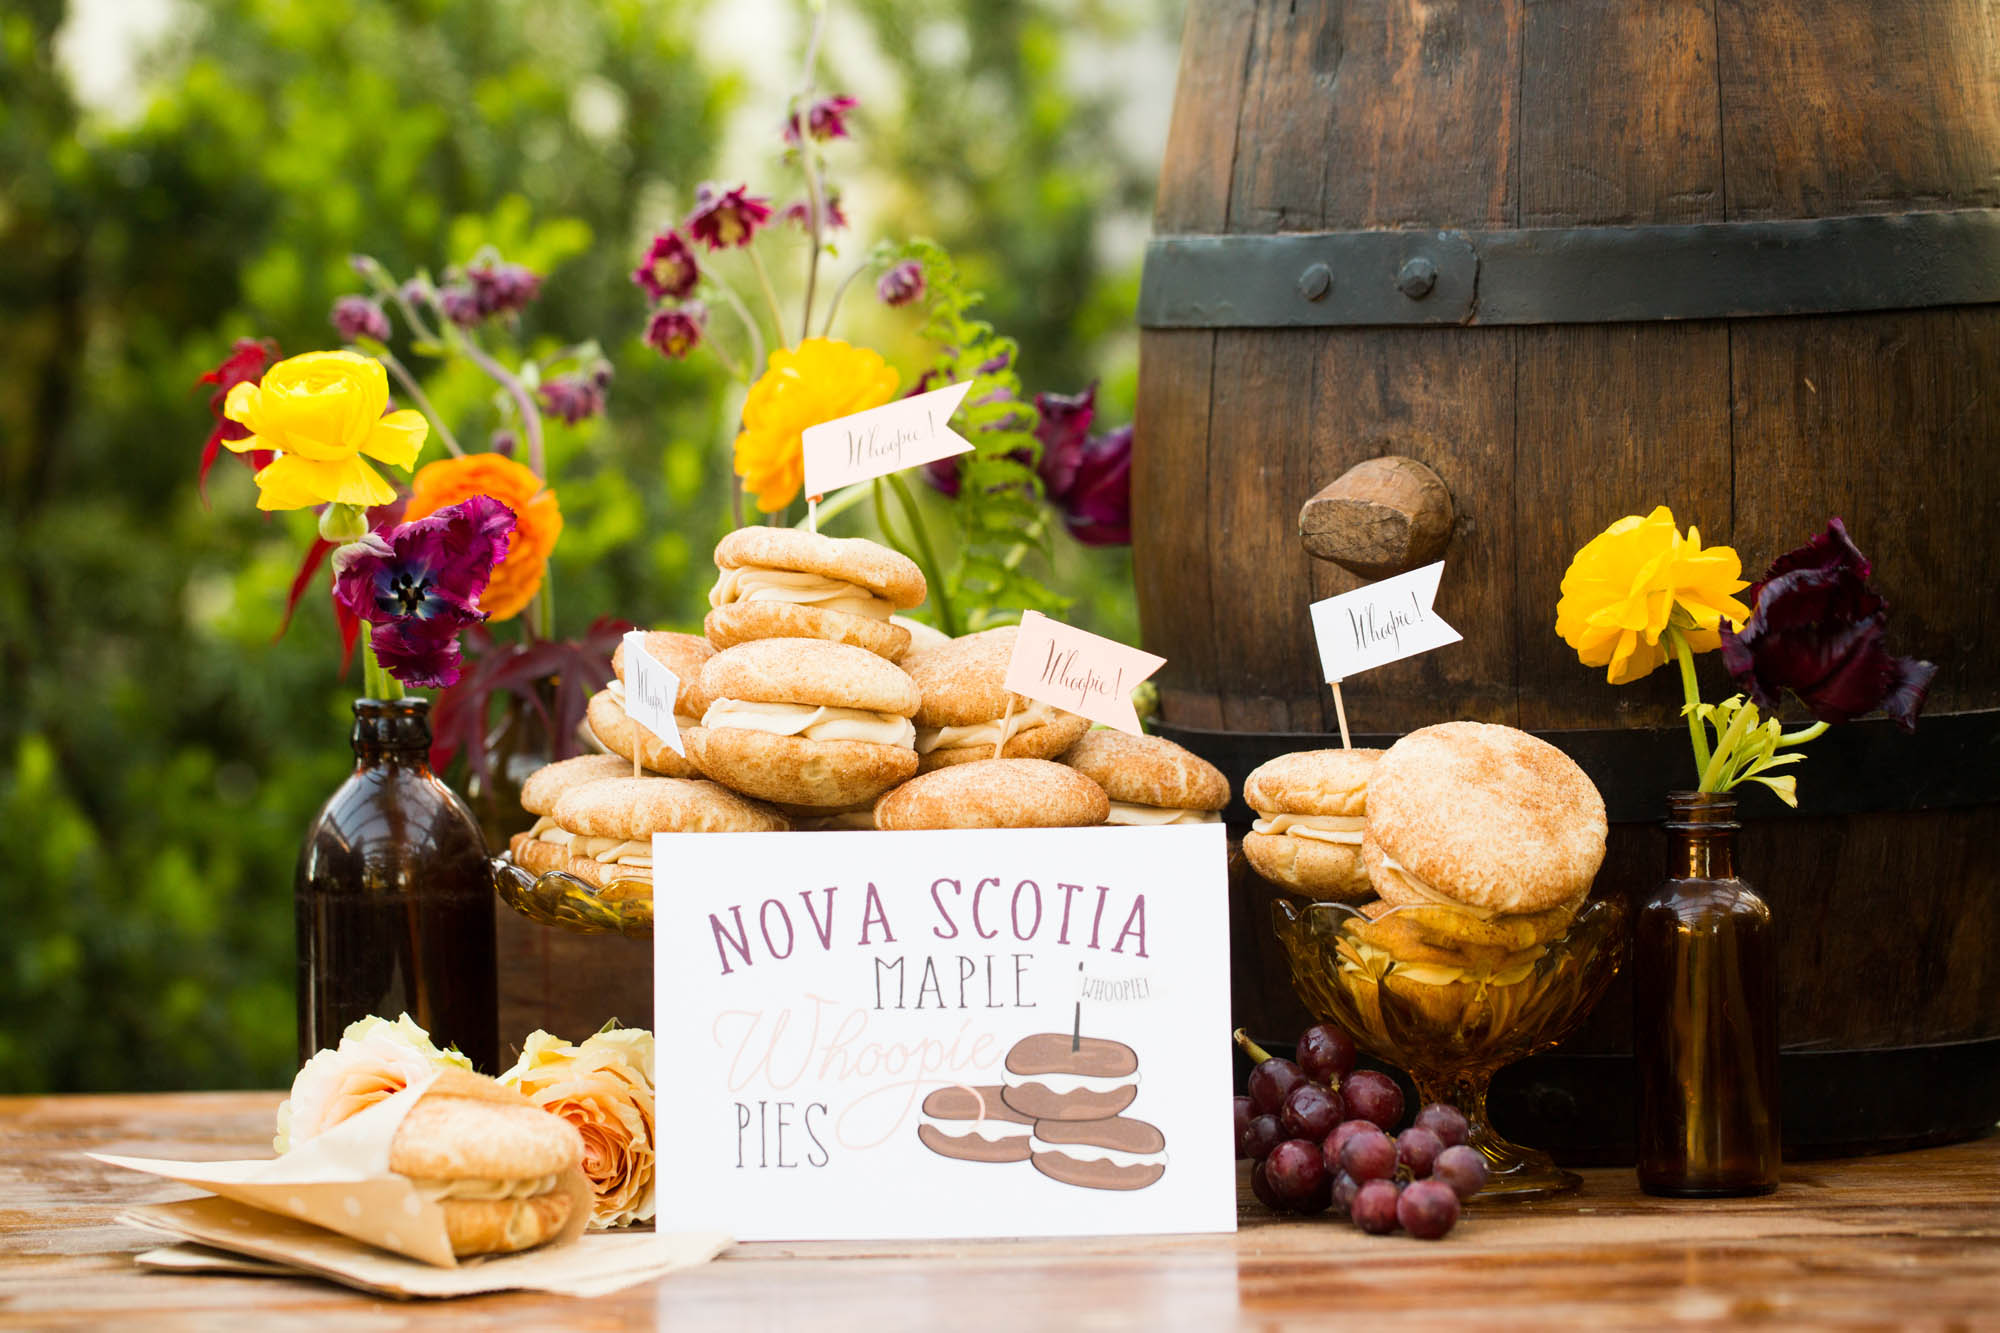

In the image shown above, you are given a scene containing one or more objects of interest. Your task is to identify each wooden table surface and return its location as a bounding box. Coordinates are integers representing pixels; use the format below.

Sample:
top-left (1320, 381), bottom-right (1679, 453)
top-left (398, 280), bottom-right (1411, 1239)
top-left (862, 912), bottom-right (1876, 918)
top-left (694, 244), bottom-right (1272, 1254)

top-left (2, 1092), bottom-right (1995, 1331)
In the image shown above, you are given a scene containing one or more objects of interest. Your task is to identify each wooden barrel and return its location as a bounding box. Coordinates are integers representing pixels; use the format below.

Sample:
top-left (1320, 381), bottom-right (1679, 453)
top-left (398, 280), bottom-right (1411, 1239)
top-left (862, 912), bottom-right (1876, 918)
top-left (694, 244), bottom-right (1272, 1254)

top-left (1135, 0), bottom-right (2000, 1159)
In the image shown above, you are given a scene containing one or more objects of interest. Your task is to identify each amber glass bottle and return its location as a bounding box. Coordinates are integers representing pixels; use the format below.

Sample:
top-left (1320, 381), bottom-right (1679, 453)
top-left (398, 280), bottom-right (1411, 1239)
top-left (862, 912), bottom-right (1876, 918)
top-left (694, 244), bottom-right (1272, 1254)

top-left (295, 698), bottom-right (498, 1072)
top-left (1634, 791), bottom-right (1779, 1196)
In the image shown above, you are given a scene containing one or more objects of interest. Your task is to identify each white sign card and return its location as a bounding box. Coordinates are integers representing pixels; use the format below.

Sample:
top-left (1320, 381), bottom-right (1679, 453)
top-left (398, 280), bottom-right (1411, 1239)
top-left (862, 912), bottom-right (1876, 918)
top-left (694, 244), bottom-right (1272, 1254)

top-left (1002, 610), bottom-right (1167, 735)
top-left (652, 825), bottom-right (1236, 1241)
top-left (619, 630), bottom-right (685, 757)
top-left (801, 380), bottom-right (975, 499)
top-left (1308, 561), bottom-right (1462, 682)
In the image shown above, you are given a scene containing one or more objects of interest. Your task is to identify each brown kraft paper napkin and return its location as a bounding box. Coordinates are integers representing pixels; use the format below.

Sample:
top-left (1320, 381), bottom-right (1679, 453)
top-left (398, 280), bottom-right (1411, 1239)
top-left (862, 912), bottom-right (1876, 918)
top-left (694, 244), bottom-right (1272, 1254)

top-left (90, 1067), bottom-right (728, 1294)
top-left (122, 1198), bottom-right (729, 1300)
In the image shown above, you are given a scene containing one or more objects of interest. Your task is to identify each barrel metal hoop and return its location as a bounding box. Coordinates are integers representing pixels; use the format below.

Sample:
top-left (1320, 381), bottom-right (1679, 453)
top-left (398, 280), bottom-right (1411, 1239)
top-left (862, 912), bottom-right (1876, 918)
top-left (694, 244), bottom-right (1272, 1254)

top-left (1152, 709), bottom-right (2000, 825)
top-left (1138, 209), bottom-right (2000, 328)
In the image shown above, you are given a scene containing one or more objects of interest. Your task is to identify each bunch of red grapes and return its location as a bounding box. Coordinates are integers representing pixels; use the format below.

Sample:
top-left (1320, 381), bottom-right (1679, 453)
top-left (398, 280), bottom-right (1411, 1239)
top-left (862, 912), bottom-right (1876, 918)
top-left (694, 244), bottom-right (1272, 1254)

top-left (1234, 1026), bottom-right (1489, 1239)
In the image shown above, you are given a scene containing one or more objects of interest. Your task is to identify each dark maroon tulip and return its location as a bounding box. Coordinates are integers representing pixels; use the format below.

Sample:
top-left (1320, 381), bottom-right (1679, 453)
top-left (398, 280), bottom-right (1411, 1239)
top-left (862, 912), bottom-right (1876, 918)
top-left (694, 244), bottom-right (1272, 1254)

top-left (1720, 517), bottom-right (1936, 731)
top-left (1062, 424), bottom-right (1131, 547)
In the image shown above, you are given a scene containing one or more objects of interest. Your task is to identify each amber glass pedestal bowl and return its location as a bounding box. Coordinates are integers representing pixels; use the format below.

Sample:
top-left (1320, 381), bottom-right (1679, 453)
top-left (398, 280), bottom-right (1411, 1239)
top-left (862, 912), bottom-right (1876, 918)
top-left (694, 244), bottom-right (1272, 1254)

top-left (491, 854), bottom-right (653, 938)
top-left (1273, 896), bottom-right (1625, 1199)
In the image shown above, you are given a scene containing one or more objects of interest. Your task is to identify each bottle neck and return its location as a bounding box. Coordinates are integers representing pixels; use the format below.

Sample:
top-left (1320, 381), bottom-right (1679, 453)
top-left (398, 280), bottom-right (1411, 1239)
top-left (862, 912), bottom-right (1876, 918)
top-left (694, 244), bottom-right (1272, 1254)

top-left (1665, 790), bottom-right (1738, 879)
top-left (352, 697), bottom-right (434, 768)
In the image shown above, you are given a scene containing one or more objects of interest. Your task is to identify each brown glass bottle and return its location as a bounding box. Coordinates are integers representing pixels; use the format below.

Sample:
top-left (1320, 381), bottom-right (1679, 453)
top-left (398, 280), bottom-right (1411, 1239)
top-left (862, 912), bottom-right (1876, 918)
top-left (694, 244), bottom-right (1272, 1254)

top-left (1634, 791), bottom-right (1779, 1196)
top-left (295, 698), bottom-right (498, 1072)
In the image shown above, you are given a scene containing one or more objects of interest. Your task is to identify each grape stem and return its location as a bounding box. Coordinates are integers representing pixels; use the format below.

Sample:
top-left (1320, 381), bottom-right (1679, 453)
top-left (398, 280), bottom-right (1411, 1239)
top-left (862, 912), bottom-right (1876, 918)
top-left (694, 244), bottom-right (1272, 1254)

top-left (1232, 1028), bottom-right (1275, 1065)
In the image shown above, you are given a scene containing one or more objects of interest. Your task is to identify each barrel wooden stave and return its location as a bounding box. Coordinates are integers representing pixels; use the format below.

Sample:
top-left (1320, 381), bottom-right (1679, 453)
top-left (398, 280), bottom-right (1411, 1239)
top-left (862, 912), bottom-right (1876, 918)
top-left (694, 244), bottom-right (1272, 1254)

top-left (1139, 0), bottom-right (2000, 1154)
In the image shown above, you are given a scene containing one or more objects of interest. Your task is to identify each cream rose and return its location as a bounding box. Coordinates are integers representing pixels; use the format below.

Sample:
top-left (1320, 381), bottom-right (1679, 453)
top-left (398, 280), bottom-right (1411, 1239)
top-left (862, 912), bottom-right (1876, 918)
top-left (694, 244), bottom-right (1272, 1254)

top-left (273, 1013), bottom-right (472, 1153)
top-left (499, 1025), bottom-right (656, 1228)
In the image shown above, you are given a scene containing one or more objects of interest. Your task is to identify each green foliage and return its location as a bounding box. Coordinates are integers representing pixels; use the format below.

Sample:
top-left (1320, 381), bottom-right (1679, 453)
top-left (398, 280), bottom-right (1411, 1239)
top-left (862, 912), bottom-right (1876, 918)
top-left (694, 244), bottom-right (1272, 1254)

top-left (895, 238), bottom-right (1070, 631)
top-left (2, 0), bottom-right (1156, 1091)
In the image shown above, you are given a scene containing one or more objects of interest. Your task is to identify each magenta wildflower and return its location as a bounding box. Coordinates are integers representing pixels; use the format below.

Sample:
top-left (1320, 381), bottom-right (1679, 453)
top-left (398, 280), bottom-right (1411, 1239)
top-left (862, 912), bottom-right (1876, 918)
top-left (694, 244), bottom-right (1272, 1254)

top-left (645, 304), bottom-right (707, 359)
top-left (632, 230), bottom-right (700, 302)
top-left (686, 183), bottom-right (772, 251)
top-left (786, 93), bottom-right (858, 144)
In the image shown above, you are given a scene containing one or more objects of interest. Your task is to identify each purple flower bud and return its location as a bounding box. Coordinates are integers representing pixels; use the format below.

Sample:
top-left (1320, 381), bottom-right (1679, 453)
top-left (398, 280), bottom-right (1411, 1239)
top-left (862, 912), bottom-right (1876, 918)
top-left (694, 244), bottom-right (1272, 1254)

top-left (786, 93), bottom-right (858, 144)
top-left (330, 294), bottom-right (392, 344)
top-left (877, 260), bottom-right (925, 307)
top-left (686, 183), bottom-right (773, 251)
top-left (1720, 518), bottom-right (1937, 731)
top-left (645, 303), bottom-right (707, 359)
top-left (438, 284), bottom-right (484, 327)
top-left (633, 230), bottom-right (700, 302)
top-left (780, 192), bottom-right (848, 232)
top-left (490, 429), bottom-right (517, 457)
top-left (536, 361), bottom-right (613, 426)
top-left (464, 259), bottom-right (541, 319)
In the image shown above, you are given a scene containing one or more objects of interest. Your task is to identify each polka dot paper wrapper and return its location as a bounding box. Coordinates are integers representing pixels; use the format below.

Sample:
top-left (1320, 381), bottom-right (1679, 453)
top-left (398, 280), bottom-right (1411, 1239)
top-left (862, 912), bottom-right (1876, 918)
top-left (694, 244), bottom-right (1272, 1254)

top-left (90, 1070), bottom-right (591, 1269)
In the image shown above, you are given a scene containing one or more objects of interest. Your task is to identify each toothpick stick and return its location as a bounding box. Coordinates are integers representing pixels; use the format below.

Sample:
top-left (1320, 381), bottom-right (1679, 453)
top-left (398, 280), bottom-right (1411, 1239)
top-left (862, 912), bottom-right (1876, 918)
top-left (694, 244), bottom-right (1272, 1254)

top-left (1330, 679), bottom-right (1351, 750)
top-left (808, 493), bottom-right (820, 534)
top-left (1072, 961), bottom-right (1085, 1052)
top-left (993, 693), bottom-right (1017, 761)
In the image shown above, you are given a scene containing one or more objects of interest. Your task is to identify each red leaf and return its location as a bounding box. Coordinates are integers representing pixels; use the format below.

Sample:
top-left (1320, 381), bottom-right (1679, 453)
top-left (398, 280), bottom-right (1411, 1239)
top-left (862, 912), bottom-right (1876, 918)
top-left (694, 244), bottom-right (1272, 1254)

top-left (278, 538), bottom-right (336, 641)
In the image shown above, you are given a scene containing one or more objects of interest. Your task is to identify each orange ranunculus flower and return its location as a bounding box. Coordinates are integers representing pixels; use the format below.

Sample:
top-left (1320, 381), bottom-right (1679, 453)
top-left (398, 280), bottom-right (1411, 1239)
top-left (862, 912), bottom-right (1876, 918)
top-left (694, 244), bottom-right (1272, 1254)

top-left (1555, 505), bottom-right (1752, 685)
top-left (223, 350), bottom-right (428, 510)
top-left (404, 453), bottom-right (562, 621)
top-left (733, 337), bottom-right (899, 512)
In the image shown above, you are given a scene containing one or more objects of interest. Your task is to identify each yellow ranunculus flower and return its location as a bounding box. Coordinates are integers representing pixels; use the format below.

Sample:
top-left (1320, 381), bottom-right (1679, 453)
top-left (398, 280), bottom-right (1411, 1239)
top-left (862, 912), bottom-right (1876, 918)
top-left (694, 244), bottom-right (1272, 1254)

top-left (1555, 505), bottom-right (1752, 684)
top-left (222, 350), bottom-right (429, 510)
top-left (733, 337), bottom-right (899, 512)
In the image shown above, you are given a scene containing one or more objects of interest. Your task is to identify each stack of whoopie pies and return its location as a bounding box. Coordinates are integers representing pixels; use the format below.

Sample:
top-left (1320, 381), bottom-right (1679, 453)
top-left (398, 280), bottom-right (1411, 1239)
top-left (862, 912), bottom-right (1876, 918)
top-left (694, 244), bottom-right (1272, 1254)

top-left (513, 529), bottom-right (1240, 886)
top-left (916, 1031), bottom-right (1169, 1192)
top-left (1243, 721), bottom-right (1608, 1027)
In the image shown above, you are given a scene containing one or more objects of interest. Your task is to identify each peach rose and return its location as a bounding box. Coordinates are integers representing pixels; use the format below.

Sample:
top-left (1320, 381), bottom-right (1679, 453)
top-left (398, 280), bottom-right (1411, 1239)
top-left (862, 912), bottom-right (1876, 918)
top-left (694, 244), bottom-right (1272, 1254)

top-left (274, 1014), bottom-right (472, 1153)
top-left (499, 1025), bottom-right (656, 1227)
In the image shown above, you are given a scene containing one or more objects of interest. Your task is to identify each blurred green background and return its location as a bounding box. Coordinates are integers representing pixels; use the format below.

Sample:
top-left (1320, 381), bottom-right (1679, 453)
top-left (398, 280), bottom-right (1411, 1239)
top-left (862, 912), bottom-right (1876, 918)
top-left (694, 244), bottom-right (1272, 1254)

top-left (1, 0), bottom-right (1177, 1091)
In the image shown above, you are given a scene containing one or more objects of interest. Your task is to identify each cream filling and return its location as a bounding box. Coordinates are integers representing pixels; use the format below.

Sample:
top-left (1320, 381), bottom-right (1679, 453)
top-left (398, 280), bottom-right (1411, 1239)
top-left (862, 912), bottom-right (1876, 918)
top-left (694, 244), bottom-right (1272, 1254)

top-left (1028, 1135), bottom-right (1167, 1169)
top-left (605, 679), bottom-right (701, 733)
top-left (702, 698), bottom-right (917, 748)
top-left (709, 566), bottom-right (895, 620)
top-left (919, 1111), bottom-right (1030, 1143)
top-left (1251, 813), bottom-right (1366, 845)
top-left (916, 698), bottom-right (1060, 755)
top-left (1376, 853), bottom-right (1501, 921)
top-left (523, 822), bottom-right (653, 873)
top-left (418, 1173), bottom-right (563, 1201)
top-left (1104, 802), bottom-right (1221, 827)
top-left (1001, 1067), bottom-right (1138, 1097)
